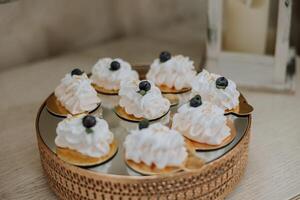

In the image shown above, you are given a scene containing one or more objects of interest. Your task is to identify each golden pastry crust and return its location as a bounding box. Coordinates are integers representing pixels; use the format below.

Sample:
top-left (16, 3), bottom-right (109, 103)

top-left (46, 93), bottom-right (70, 116)
top-left (125, 159), bottom-right (183, 175)
top-left (46, 93), bottom-right (100, 117)
top-left (125, 145), bottom-right (205, 175)
top-left (224, 94), bottom-right (253, 116)
top-left (92, 84), bottom-right (119, 95)
top-left (163, 94), bottom-right (179, 107)
top-left (114, 106), bottom-right (169, 122)
top-left (158, 84), bottom-right (191, 94)
top-left (56, 140), bottom-right (118, 167)
top-left (184, 120), bottom-right (237, 151)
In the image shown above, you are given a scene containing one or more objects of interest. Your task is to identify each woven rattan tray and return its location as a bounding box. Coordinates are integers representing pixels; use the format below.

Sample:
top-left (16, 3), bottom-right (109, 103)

top-left (36, 99), bottom-right (251, 199)
top-left (35, 68), bottom-right (252, 199)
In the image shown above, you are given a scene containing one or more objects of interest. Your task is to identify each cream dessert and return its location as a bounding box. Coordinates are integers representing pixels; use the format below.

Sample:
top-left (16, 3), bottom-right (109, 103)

top-left (55, 114), bottom-right (114, 158)
top-left (118, 80), bottom-right (170, 119)
top-left (146, 51), bottom-right (196, 91)
top-left (172, 95), bottom-right (230, 145)
top-left (191, 70), bottom-right (239, 110)
top-left (54, 69), bottom-right (101, 115)
top-left (91, 58), bottom-right (138, 91)
top-left (124, 120), bottom-right (188, 169)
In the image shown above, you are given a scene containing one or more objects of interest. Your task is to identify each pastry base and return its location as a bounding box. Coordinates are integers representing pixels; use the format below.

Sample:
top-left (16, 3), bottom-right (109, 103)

top-left (56, 140), bottom-right (118, 167)
top-left (92, 84), bottom-right (119, 95)
top-left (114, 106), bottom-right (169, 122)
top-left (125, 159), bottom-right (182, 175)
top-left (46, 93), bottom-right (100, 117)
top-left (225, 94), bottom-right (254, 116)
top-left (183, 151), bottom-right (205, 171)
top-left (158, 84), bottom-right (191, 94)
top-left (126, 148), bottom-right (205, 175)
top-left (185, 120), bottom-right (237, 151)
top-left (163, 94), bottom-right (179, 107)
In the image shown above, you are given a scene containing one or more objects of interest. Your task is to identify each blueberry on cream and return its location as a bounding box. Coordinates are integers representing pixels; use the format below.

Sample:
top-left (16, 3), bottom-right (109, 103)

top-left (109, 61), bottom-right (121, 71)
top-left (159, 51), bottom-right (171, 63)
top-left (138, 80), bottom-right (151, 96)
top-left (189, 95), bottom-right (202, 107)
top-left (71, 68), bottom-right (84, 76)
top-left (83, 115), bottom-right (97, 133)
top-left (216, 77), bottom-right (228, 89)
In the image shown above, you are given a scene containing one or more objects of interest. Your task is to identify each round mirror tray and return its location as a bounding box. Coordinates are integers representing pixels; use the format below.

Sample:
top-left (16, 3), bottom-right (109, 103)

top-left (36, 90), bottom-right (252, 200)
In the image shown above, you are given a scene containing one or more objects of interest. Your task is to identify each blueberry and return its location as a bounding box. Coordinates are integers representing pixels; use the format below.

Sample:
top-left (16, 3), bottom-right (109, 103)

top-left (110, 61), bottom-right (121, 71)
top-left (82, 115), bottom-right (97, 129)
top-left (139, 119), bottom-right (149, 130)
top-left (159, 51), bottom-right (171, 63)
top-left (216, 77), bottom-right (228, 89)
top-left (189, 95), bottom-right (202, 107)
top-left (71, 68), bottom-right (84, 76)
top-left (193, 94), bottom-right (201, 102)
top-left (139, 81), bottom-right (151, 92)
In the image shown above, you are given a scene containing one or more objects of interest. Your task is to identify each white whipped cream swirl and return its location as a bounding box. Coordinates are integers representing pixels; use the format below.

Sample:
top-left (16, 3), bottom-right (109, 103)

top-left (119, 80), bottom-right (170, 119)
top-left (192, 70), bottom-right (240, 110)
top-left (55, 73), bottom-right (101, 115)
top-left (146, 55), bottom-right (196, 90)
top-left (91, 58), bottom-right (139, 90)
top-left (172, 102), bottom-right (230, 145)
top-left (55, 115), bottom-right (114, 158)
top-left (124, 123), bottom-right (188, 169)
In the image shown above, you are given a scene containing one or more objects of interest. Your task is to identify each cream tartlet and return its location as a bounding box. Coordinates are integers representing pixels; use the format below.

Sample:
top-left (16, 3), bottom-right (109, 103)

top-left (146, 51), bottom-right (196, 93)
top-left (191, 69), bottom-right (240, 110)
top-left (91, 58), bottom-right (138, 93)
top-left (117, 80), bottom-right (170, 120)
top-left (172, 95), bottom-right (230, 146)
top-left (55, 114), bottom-right (117, 166)
top-left (124, 120), bottom-right (188, 172)
top-left (54, 68), bottom-right (101, 115)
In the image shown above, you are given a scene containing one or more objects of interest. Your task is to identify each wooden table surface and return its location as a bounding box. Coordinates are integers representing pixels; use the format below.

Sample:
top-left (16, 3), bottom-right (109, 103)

top-left (1, 56), bottom-right (300, 199)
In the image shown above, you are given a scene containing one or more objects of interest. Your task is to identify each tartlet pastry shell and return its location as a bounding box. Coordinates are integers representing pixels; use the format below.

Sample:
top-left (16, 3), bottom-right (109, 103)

top-left (125, 159), bottom-right (182, 176)
top-left (225, 94), bottom-right (254, 116)
top-left (46, 93), bottom-right (100, 117)
top-left (125, 144), bottom-right (205, 175)
top-left (163, 94), bottom-right (179, 107)
top-left (56, 140), bottom-right (118, 167)
top-left (158, 84), bottom-right (191, 94)
top-left (92, 84), bottom-right (119, 95)
top-left (184, 120), bottom-right (237, 151)
top-left (114, 105), bottom-right (170, 122)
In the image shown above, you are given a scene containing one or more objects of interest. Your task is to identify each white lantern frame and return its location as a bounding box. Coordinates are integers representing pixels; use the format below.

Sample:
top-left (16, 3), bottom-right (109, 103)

top-left (206, 0), bottom-right (296, 92)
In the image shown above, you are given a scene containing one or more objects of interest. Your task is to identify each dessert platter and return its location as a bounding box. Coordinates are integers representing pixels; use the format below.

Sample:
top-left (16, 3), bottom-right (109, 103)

top-left (36, 51), bottom-right (253, 199)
